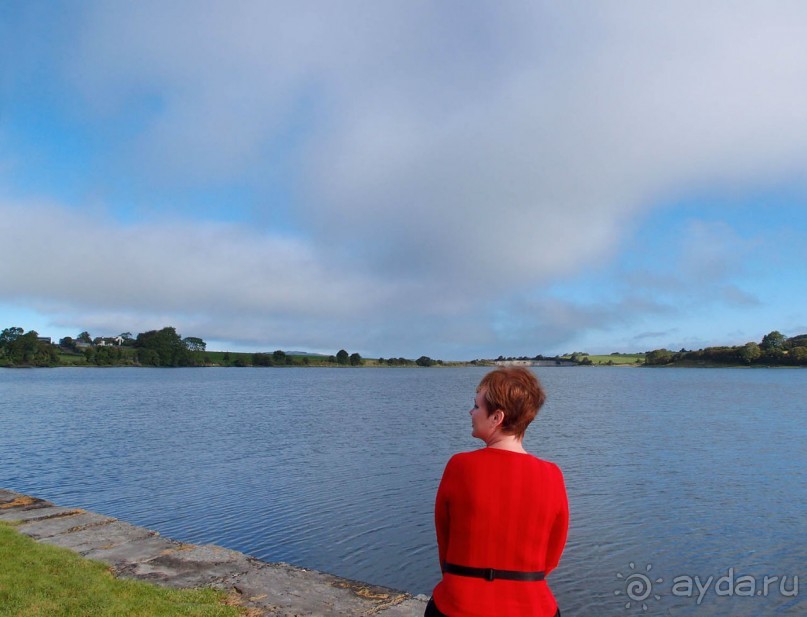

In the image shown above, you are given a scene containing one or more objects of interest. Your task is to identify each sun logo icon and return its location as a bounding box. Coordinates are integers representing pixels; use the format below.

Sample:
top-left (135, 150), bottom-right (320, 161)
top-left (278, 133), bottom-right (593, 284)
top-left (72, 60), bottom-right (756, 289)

top-left (615, 562), bottom-right (663, 611)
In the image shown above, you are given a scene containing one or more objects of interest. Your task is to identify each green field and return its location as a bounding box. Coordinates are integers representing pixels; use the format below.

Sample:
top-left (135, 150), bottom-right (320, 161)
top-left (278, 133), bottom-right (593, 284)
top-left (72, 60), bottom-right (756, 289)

top-left (198, 350), bottom-right (334, 366)
top-left (566, 353), bottom-right (645, 365)
top-left (56, 352), bottom-right (90, 365)
top-left (0, 522), bottom-right (243, 617)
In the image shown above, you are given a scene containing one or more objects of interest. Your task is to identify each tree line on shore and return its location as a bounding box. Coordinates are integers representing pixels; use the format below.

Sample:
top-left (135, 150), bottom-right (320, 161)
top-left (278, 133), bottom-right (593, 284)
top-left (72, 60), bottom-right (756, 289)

top-left (0, 325), bottom-right (444, 368)
top-left (0, 326), bottom-right (206, 368)
top-left (3, 324), bottom-right (805, 369)
top-left (644, 331), bottom-right (807, 366)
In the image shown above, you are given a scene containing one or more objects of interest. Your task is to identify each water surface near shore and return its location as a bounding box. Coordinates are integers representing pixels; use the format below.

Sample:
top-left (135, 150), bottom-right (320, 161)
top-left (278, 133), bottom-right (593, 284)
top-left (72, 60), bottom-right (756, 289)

top-left (1, 367), bottom-right (804, 615)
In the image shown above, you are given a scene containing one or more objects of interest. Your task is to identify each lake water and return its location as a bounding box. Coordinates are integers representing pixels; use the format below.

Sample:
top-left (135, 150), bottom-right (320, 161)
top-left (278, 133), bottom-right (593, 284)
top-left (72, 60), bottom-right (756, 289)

top-left (1, 367), bottom-right (804, 615)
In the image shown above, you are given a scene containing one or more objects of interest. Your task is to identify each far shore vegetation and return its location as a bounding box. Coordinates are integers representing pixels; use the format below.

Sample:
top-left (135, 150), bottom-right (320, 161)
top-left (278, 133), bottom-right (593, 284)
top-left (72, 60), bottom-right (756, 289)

top-left (0, 521), bottom-right (245, 617)
top-left (1, 325), bottom-right (805, 369)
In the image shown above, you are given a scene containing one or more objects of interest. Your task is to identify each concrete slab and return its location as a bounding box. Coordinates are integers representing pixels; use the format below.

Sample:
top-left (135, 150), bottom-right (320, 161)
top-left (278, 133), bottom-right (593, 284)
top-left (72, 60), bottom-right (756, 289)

top-left (43, 520), bottom-right (156, 554)
top-left (117, 544), bottom-right (255, 588)
top-left (1, 490), bottom-right (429, 617)
top-left (0, 505), bottom-right (82, 522)
top-left (18, 511), bottom-right (115, 539)
top-left (222, 562), bottom-right (410, 617)
top-left (376, 597), bottom-right (429, 616)
top-left (167, 544), bottom-right (252, 565)
top-left (84, 535), bottom-right (181, 567)
top-left (0, 489), bottom-right (26, 504)
top-left (0, 492), bottom-right (54, 510)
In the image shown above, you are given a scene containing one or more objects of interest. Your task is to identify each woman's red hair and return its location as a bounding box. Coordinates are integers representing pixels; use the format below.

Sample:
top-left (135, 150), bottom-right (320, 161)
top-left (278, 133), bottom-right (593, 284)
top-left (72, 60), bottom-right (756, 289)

top-left (477, 367), bottom-right (546, 438)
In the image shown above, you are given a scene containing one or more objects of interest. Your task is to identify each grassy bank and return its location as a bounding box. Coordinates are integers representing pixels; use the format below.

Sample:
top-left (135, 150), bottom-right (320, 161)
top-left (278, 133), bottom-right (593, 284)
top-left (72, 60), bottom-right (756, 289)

top-left (583, 354), bottom-right (644, 365)
top-left (559, 353), bottom-right (645, 365)
top-left (0, 522), bottom-right (243, 617)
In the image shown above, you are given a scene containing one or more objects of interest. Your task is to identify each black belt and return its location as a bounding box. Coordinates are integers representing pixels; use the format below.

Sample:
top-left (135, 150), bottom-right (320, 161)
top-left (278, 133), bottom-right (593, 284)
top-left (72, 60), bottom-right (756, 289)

top-left (443, 562), bottom-right (546, 582)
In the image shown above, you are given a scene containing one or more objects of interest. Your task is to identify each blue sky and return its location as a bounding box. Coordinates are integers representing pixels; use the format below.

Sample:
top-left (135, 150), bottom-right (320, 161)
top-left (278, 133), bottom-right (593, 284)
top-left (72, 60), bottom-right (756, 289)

top-left (2, 2), bottom-right (807, 359)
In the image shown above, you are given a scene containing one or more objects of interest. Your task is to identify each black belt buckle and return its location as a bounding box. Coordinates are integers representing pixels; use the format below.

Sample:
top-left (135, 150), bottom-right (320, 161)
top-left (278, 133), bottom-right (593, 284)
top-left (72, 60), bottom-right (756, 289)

top-left (485, 568), bottom-right (495, 582)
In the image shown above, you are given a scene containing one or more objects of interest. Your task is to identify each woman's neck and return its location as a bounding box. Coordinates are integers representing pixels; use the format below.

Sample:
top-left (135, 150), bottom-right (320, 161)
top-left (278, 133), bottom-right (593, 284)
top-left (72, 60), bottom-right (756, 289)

top-left (485, 432), bottom-right (527, 453)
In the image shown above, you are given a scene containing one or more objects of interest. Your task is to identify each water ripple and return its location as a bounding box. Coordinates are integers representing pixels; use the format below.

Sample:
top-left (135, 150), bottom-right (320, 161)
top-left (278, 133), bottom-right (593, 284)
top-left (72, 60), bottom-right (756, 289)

top-left (1, 367), bottom-right (805, 616)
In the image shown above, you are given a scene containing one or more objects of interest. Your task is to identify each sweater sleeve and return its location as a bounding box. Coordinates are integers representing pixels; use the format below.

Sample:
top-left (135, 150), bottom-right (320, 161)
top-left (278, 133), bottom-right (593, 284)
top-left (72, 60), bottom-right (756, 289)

top-left (545, 464), bottom-right (569, 574)
top-left (434, 456), bottom-right (455, 568)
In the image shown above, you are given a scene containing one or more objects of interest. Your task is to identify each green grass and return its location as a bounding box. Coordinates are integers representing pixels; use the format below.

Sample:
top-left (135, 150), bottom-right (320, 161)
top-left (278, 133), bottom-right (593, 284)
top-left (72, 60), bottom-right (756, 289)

top-left (0, 522), bottom-right (243, 617)
top-left (56, 352), bottom-right (88, 366)
top-left (579, 354), bottom-right (645, 365)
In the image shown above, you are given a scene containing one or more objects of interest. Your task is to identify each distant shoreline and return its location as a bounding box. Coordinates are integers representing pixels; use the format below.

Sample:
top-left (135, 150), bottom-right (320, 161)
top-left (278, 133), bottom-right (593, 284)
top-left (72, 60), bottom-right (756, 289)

top-left (3, 327), bottom-right (806, 368)
top-left (4, 361), bottom-right (805, 370)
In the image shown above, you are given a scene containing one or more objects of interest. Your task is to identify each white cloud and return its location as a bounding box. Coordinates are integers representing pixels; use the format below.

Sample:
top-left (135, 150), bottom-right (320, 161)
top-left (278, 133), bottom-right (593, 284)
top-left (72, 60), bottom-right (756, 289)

top-left (0, 198), bottom-right (371, 318)
top-left (60, 3), bottom-right (807, 250)
top-left (4, 2), bottom-right (807, 355)
top-left (0, 198), bottom-right (504, 355)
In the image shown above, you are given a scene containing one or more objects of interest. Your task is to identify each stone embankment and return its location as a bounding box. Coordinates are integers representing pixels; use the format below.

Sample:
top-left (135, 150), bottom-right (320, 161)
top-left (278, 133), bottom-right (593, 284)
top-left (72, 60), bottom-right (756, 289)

top-left (0, 489), bottom-right (427, 616)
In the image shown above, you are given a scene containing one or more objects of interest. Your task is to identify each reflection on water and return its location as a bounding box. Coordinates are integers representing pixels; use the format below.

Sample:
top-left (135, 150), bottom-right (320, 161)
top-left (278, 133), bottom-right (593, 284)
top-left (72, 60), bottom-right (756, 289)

top-left (1, 367), bottom-right (804, 615)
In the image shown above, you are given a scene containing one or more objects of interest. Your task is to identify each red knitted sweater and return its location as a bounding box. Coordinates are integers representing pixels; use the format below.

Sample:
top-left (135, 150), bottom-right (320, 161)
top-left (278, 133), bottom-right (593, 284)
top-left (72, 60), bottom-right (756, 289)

top-left (431, 448), bottom-right (569, 617)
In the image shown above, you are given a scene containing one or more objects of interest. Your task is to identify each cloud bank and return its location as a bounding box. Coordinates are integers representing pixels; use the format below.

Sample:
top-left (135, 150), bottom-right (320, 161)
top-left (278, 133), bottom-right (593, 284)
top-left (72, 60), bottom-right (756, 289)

top-left (3, 1), bottom-right (807, 356)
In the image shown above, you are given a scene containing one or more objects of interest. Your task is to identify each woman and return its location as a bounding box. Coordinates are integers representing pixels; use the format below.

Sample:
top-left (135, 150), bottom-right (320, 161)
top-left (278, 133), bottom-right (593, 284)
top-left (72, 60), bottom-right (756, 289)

top-left (426, 367), bottom-right (568, 617)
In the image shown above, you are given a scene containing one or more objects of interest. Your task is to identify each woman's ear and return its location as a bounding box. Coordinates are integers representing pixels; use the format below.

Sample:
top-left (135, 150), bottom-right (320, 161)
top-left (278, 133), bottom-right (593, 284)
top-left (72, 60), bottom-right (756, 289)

top-left (491, 409), bottom-right (505, 428)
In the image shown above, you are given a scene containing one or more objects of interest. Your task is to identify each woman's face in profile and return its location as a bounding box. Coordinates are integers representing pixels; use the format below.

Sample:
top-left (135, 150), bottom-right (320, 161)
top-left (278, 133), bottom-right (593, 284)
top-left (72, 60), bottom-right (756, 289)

top-left (470, 388), bottom-right (493, 441)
